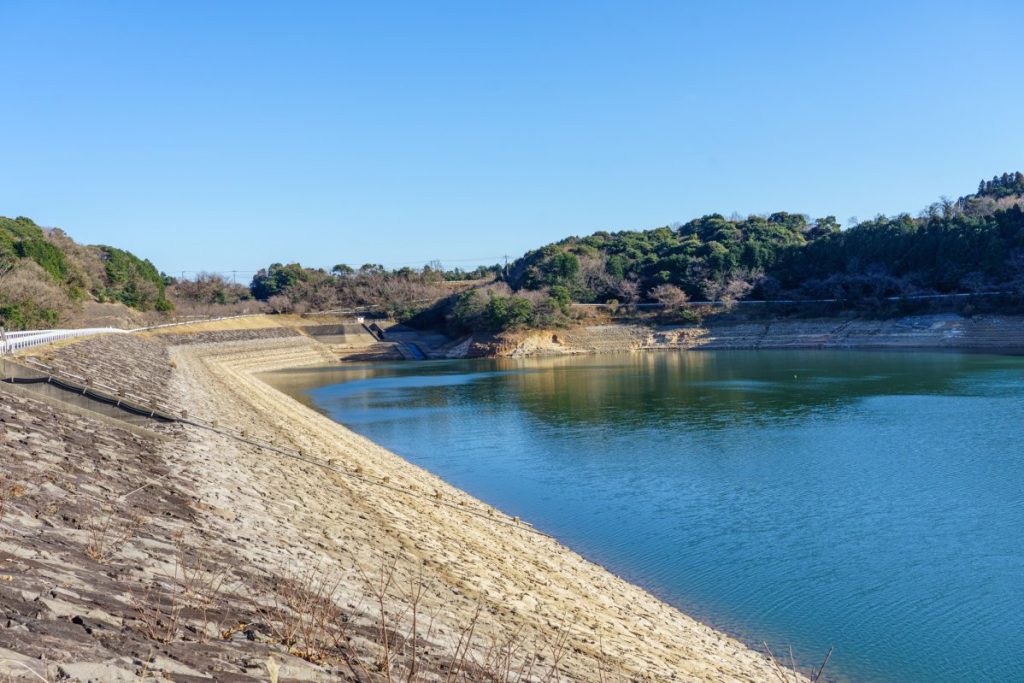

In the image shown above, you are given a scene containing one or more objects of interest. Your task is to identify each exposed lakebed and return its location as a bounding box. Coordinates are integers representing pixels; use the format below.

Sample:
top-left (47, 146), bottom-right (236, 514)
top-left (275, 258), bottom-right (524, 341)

top-left (266, 350), bottom-right (1024, 682)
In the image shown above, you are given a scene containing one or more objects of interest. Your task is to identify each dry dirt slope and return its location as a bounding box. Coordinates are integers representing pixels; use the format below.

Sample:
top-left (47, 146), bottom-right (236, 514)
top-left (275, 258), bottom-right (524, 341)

top-left (0, 331), bottom-right (801, 682)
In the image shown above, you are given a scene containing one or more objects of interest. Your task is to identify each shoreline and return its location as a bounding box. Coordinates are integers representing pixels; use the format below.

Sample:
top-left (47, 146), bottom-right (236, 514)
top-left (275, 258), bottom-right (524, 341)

top-left (423, 313), bottom-right (1024, 359)
top-left (2, 320), bottom-right (826, 680)
top-left (268, 340), bottom-right (1018, 683)
top-left (173, 335), bottom-right (801, 680)
top-left (274, 359), bottom-right (821, 681)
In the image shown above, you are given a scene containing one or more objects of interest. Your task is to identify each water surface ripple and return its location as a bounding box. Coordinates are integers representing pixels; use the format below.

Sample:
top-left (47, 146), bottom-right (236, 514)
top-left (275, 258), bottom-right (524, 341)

top-left (267, 350), bottom-right (1024, 683)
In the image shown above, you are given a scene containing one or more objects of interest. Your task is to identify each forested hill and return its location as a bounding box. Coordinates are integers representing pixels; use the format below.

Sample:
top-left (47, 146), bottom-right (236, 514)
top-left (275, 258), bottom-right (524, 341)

top-left (505, 173), bottom-right (1024, 311)
top-left (6, 172), bottom-right (1024, 332)
top-left (221, 172), bottom-right (1024, 335)
top-left (0, 216), bottom-right (171, 329)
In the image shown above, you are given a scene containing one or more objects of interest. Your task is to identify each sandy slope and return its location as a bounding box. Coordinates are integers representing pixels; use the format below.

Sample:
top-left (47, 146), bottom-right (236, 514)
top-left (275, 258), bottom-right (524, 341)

top-left (171, 336), bottom-right (797, 682)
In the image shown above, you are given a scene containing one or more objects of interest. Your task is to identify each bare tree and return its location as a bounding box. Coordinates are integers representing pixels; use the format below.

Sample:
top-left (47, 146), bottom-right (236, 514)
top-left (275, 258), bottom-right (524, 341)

top-left (649, 284), bottom-right (689, 310)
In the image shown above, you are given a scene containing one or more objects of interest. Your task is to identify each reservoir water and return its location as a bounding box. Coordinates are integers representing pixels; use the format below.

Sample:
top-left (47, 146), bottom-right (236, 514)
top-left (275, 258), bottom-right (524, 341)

top-left (267, 350), bottom-right (1024, 682)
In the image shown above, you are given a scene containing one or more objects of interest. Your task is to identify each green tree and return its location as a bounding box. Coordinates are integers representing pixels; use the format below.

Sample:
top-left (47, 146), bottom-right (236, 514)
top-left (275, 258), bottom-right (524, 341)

top-left (250, 263), bottom-right (307, 300)
top-left (549, 285), bottom-right (572, 314)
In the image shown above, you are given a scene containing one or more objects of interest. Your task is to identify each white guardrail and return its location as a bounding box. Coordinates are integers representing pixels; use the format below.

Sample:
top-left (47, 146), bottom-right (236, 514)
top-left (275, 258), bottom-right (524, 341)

top-left (0, 327), bottom-right (128, 355)
top-left (0, 314), bottom-right (263, 355)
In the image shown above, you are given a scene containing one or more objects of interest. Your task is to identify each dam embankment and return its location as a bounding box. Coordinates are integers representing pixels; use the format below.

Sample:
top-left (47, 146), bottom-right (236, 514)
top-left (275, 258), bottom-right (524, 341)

top-left (0, 325), bottom-right (797, 682)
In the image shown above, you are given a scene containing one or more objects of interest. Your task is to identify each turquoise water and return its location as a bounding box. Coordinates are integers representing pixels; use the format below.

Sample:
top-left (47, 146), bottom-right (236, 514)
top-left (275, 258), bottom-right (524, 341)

top-left (268, 351), bottom-right (1024, 682)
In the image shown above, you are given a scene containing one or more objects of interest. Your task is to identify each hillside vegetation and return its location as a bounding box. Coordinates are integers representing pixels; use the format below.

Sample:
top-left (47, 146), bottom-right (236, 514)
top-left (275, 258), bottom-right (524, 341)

top-left (508, 172), bottom-right (1024, 304)
top-left (464, 172), bottom-right (1024, 331)
top-left (0, 216), bottom-right (171, 329)
top-left (8, 173), bottom-right (1024, 333)
top-left (206, 172), bottom-right (1024, 334)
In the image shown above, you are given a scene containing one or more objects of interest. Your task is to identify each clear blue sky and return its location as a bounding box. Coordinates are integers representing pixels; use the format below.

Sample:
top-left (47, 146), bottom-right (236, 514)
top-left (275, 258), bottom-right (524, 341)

top-left (2, 1), bottom-right (1022, 278)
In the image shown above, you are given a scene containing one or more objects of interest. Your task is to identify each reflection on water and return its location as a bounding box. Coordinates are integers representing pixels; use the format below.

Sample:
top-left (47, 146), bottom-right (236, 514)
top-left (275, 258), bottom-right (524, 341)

top-left (264, 350), bottom-right (1024, 683)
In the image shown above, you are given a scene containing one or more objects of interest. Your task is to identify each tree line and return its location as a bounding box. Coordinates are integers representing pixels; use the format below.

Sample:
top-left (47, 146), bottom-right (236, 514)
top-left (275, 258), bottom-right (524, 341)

top-left (223, 172), bottom-right (1024, 334)
top-left (8, 172), bottom-right (1023, 333)
top-left (492, 173), bottom-right (1024, 329)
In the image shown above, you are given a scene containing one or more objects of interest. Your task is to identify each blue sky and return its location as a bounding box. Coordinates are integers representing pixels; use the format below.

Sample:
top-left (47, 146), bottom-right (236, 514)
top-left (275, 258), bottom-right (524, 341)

top-left (2, 1), bottom-right (1022, 278)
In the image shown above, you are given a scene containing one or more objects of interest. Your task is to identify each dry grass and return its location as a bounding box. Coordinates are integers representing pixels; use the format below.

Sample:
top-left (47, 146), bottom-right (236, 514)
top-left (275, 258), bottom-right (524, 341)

top-left (140, 315), bottom-right (282, 336)
top-left (130, 581), bottom-right (185, 644)
top-left (130, 532), bottom-right (234, 644)
top-left (245, 556), bottom-right (601, 683)
top-left (0, 476), bottom-right (26, 533)
top-left (84, 503), bottom-right (142, 563)
top-left (254, 562), bottom-right (349, 663)
top-left (764, 642), bottom-right (832, 683)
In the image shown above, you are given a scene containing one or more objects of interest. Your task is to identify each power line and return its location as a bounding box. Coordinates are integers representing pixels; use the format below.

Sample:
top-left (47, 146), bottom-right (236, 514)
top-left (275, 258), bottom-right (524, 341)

top-left (374, 256), bottom-right (507, 267)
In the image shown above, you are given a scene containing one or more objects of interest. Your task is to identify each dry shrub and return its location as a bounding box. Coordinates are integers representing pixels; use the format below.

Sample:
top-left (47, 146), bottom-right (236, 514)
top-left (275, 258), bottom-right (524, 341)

top-left (130, 580), bottom-right (186, 644)
top-left (614, 278), bottom-right (640, 305)
top-left (254, 563), bottom-right (352, 663)
top-left (649, 283), bottom-right (688, 310)
top-left (248, 556), bottom-right (586, 682)
top-left (266, 295), bottom-right (293, 314)
top-left (0, 260), bottom-right (75, 319)
top-left (172, 534), bottom-right (234, 641)
top-left (0, 476), bottom-right (26, 532)
top-left (764, 642), bottom-right (832, 683)
top-left (84, 503), bottom-right (142, 564)
top-left (46, 228), bottom-right (108, 294)
top-left (168, 273), bottom-right (251, 306)
top-left (131, 533), bottom-right (233, 644)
